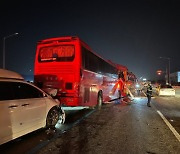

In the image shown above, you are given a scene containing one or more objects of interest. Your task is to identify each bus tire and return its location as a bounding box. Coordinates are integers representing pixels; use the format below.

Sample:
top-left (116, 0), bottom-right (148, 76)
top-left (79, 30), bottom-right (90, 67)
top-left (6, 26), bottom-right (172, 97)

top-left (97, 91), bottom-right (103, 109)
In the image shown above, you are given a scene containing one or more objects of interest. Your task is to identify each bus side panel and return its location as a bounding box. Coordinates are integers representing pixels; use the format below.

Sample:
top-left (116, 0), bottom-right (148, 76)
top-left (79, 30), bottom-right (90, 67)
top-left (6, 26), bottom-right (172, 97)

top-left (80, 70), bottom-right (103, 107)
top-left (101, 76), bottom-right (119, 103)
top-left (80, 70), bottom-right (119, 106)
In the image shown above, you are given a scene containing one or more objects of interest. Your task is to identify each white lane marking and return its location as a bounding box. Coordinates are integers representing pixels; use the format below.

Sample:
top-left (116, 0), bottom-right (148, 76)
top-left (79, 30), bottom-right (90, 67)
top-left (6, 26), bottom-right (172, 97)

top-left (157, 110), bottom-right (180, 142)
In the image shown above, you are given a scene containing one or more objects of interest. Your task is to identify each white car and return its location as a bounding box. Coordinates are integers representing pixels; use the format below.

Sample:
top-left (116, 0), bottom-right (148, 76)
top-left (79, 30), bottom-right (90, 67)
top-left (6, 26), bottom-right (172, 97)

top-left (0, 69), bottom-right (65, 145)
top-left (158, 84), bottom-right (175, 96)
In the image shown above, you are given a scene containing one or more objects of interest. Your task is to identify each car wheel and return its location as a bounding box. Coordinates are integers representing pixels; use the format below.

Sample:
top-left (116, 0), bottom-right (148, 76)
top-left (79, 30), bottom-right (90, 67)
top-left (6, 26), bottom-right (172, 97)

top-left (46, 107), bottom-right (60, 128)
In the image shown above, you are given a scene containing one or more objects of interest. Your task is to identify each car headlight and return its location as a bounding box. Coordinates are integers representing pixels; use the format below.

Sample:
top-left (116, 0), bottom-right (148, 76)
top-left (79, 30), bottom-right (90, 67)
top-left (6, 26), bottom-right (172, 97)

top-left (136, 84), bottom-right (140, 88)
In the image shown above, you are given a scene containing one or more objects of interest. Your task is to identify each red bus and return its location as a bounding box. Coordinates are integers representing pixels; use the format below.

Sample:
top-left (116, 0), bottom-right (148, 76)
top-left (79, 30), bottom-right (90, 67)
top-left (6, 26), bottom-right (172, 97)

top-left (34, 36), bottom-right (119, 107)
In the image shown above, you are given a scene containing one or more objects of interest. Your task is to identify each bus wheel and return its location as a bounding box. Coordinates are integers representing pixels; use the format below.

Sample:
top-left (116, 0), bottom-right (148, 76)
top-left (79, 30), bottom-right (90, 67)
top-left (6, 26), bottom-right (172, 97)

top-left (97, 91), bottom-right (103, 109)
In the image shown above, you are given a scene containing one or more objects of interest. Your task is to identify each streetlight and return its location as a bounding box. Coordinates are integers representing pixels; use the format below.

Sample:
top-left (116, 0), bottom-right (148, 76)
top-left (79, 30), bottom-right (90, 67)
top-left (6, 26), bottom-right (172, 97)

top-left (159, 56), bottom-right (171, 84)
top-left (3, 32), bottom-right (19, 69)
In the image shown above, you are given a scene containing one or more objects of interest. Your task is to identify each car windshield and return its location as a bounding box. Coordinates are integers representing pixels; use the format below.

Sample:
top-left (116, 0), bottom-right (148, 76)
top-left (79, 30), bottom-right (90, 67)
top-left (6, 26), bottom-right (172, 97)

top-left (161, 85), bottom-right (173, 88)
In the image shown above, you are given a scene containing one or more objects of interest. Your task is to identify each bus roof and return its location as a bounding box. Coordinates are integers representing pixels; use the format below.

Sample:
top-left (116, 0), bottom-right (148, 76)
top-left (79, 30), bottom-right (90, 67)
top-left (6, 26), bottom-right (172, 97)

top-left (37, 36), bottom-right (91, 50)
top-left (37, 36), bottom-right (79, 44)
top-left (107, 60), bottom-right (128, 71)
top-left (0, 69), bottom-right (24, 80)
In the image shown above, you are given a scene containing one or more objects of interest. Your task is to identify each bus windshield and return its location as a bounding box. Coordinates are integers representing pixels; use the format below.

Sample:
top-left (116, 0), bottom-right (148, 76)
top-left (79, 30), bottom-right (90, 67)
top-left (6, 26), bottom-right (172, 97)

top-left (38, 45), bottom-right (75, 62)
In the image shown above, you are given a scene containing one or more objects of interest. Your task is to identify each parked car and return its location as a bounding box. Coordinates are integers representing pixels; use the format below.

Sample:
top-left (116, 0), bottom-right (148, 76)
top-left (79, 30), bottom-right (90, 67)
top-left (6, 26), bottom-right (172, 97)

top-left (158, 84), bottom-right (175, 96)
top-left (0, 69), bottom-right (65, 145)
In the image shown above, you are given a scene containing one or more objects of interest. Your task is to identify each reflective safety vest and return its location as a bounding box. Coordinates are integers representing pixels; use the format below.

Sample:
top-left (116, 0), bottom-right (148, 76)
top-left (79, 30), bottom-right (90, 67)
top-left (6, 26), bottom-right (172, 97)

top-left (147, 85), bottom-right (152, 96)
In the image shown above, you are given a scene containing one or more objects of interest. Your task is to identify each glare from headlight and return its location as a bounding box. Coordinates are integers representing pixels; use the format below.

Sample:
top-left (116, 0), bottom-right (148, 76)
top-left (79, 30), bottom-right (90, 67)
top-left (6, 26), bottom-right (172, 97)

top-left (136, 84), bottom-right (140, 88)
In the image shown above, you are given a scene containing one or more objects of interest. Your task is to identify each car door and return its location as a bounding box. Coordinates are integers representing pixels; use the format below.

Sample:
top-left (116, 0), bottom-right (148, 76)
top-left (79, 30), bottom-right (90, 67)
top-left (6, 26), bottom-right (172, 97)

top-left (12, 82), bottom-right (47, 132)
top-left (0, 81), bottom-right (22, 144)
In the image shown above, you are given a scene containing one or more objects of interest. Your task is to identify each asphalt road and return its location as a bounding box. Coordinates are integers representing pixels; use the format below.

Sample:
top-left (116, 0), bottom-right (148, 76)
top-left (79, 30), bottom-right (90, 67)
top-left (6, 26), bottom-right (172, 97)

top-left (153, 96), bottom-right (180, 135)
top-left (37, 96), bottom-right (180, 154)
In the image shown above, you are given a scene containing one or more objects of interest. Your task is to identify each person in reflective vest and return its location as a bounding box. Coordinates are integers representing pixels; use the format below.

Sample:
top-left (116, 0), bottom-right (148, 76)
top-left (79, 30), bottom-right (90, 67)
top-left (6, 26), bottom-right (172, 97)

top-left (146, 83), bottom-right (152, 107)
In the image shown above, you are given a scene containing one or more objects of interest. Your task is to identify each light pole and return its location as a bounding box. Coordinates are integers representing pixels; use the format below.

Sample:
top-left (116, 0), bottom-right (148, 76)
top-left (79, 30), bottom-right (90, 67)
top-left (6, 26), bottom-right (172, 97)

top-left (159, 56), bottom-right (171, 84)
top-left (3, 33), bottom-right (19, 69)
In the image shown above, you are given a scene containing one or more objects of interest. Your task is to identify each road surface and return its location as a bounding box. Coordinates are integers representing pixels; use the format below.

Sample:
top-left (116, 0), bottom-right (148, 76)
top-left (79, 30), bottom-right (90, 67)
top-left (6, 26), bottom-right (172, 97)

top-left (36, 96), bottom-right (180, 154)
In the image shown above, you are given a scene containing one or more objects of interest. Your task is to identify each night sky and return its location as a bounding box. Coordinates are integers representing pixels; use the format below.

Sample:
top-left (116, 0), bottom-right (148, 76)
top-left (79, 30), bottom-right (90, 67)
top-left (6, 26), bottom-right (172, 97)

top-left (1, 0), bottom-right (180, 80)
